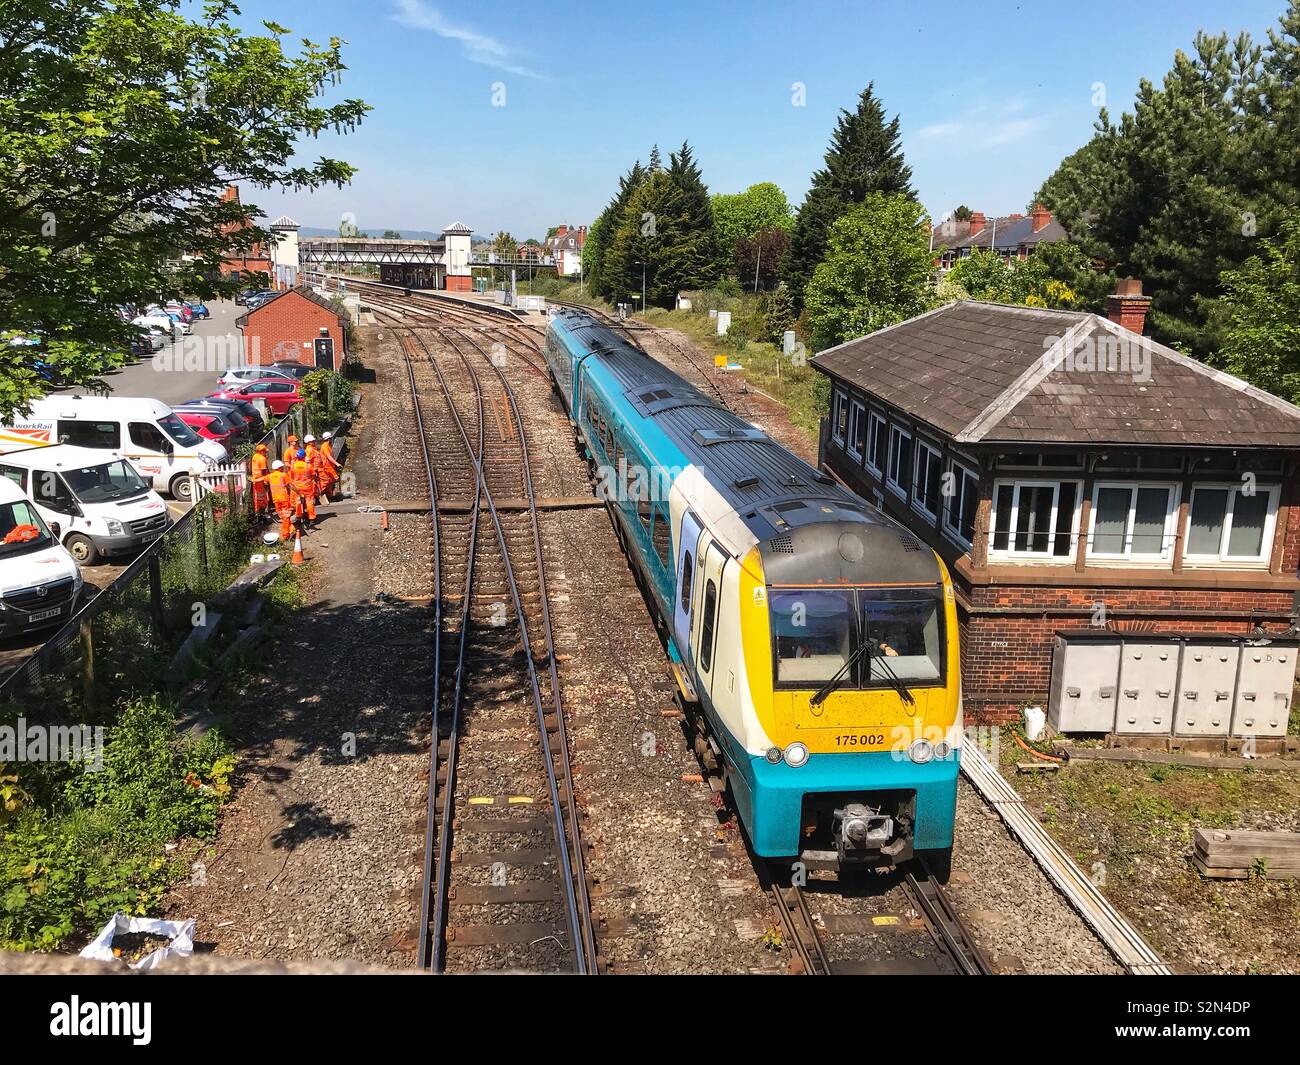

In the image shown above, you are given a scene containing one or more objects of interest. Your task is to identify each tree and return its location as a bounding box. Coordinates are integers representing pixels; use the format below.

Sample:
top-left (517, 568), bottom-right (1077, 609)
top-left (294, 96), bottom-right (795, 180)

top-left (585, 161), bottom-right (646, 298)
top-left (804, 194), bottom-right (935, 352)
top-left (734, 227), bottom-right (789, 292)
top-left (605, 170), bottom-right (716, 308)
top-left (665, 142), bottom-right (719, 288)
top-left (952, 205), bottom-right (972, 221)
top-left (382, 229), bottom-right (403, 239)
top-left (947, 248), bottom-right (1091, 310)
top-left (492, 230), bottom-right (516, 283)
top-left (781, 84), bottom-right (914, 311)
top-left (712, 182), bottom-right (794, 275)
top-left (1034, 10), bottom-right (1300, 356)
top-left (1211, 210), bottom-right (1300, 402)
top-left (0, 0), bottom-right (368, 416)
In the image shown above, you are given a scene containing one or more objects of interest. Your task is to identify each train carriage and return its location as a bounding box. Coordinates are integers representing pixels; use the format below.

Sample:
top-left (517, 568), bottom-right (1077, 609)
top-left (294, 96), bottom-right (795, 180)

top-left (544, 310), bottom-right (962, 877)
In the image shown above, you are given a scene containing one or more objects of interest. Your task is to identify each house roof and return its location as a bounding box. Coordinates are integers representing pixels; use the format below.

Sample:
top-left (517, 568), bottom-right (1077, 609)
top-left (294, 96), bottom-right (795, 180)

top-left (933, 215), bottom-right (1067, 253)
top-left (811, 301), bottom-right (1300, 449)
top-left (270, 215), bottom-right (300, 229)
top-left (235, 285), bottom-right (345, 328)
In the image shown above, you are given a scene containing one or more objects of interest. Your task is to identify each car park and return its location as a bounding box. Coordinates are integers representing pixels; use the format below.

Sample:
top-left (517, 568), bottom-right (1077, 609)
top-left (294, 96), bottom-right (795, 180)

top-left (132, 313), bottom-right (177, 339)
top-left (268, 361), bottom-right (315, 380)
top-left (0, 476), bottom-right (83, 638)
top-left (176, 399), bottom-right (253, 437)
top-left (210, 378), bottom-right (301, 416)
top-left (184, 300), bottom-right (211, 319)
top-left (164, 302), bottom-right (194, 324)
top-left (179, 396), bottom-right (264, 436)
top-left (0, 395), bottom-right (227, 502)
top-left (174, 408), bottom-right (241, 446)
top-left (0, 445), bottom-right (172, 566)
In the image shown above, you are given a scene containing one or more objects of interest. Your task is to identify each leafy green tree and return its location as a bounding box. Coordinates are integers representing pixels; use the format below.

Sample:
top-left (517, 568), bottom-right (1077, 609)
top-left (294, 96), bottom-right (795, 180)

top-left (947, 248), bottom-right (1092, 310)
top-left (605, 170), bottom-right (715, 308)
top-left (712, 182), bottom-right (794, 275)
top-left (1211, 210), bottom-right (1300, 402)
top-left (1035, 10), bottom-right (1300, 356)
top-left (0, 0), bottom-right (368, 416)
top-left (952, 205), bottom-right (972, 221)
top-left (805, 194), bottom-right (935, 351)
top-left (382, 229), bottom-right (402, 239)
top-left (782, 84), bottom-right (914, 311)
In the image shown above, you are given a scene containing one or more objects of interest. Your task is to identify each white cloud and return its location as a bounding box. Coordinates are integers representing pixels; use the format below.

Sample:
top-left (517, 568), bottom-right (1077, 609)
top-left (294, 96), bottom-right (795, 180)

top-left (390, 0), bottom-right (546, 79)
top-left (914, 115), bottom-right (1044, 147)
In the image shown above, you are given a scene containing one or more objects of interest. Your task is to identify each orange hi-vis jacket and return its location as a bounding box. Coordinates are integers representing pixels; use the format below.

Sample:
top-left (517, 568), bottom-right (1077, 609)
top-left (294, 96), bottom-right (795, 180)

top-left (319, 440), bottom-right (339, 471)
top-left (283, 441), bottom-right (299, 467)
top-left (289, 458), bottom-right (315, 496)
top-left (305, 443), bottom-right (322, 479)
top-left (266, 469), bottom-right (292, 505)
top-left (251, 451), bottom-right (269, 481)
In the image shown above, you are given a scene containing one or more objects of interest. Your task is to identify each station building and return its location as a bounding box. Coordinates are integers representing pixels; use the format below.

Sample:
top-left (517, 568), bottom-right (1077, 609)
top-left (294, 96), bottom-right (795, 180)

top-left (811, 283), bottom-right (1300, 721)
top-left (236, 286), bottom-right (348, 371)
top-left (297, 222), bottom-right (474, 291)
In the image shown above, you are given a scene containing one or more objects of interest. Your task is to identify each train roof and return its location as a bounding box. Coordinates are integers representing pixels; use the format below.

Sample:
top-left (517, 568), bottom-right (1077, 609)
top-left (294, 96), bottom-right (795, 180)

top-left (554, 310), bottom-right (941, 585)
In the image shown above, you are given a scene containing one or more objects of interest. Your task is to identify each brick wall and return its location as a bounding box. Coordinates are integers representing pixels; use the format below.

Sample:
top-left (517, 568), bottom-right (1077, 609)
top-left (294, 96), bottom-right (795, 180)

top-left (446, 274), bottom-right (472, 292)
top-left (241, 291), bottom-right (343, 370)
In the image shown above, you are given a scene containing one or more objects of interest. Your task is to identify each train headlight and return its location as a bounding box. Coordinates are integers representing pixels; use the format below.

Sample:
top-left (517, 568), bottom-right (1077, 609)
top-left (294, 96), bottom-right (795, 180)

top-left (908, 739), bottom-right (934, 764)
top-left (783, 742), bottom-right (809, 768)
top-left (934, 741), bottom-right (953, 761)
top-left (764, 747), bottom-right (782, 764)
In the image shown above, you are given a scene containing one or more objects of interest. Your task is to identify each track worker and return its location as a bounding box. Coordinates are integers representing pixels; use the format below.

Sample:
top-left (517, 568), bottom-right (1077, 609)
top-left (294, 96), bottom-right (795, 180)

top-left (282, 433), bottom-right (299, 467)
top-left (317, 431), bottom-right (342, 502)
top-left (267, 460), bottom-right (294, 540)
top-left (250, 442), bottom-right (270, 515)
top-left (303, 434), bottom-right (323, 503)
top-left (289, 448), bottom-right (317, 527)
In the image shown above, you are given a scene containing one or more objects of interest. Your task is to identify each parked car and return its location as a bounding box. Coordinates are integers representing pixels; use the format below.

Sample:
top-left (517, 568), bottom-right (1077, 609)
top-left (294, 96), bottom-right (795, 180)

top-left (132, 313), bottom-right (176, 339)
top-left (181, 397), bottom-right (264, 437)
top-left (127, 333), bottom-right (155, 359)
top-left (268, 361), bottom-right (315, 380)
top-left (217, 365), bottom-right (299, 388)
top-left (210, 378), bottom-right (301, 416)
top-left (236, 288), bottom-right (274, 307)
top-left (174, 409), bottom-right (241, 445)
top-left (183, 300), bottom-right (210, 319)
top-left (164, 302), bottom-right (193, 324)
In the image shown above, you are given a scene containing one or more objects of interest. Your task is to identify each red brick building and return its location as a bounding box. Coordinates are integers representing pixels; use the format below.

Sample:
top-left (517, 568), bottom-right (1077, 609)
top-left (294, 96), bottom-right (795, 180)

top-left (811, 285), bottom-right (1300, 721)
top-left (216, 185), bottom-right (272, 282)
top-left (235, 286), bottom-right (347, 371)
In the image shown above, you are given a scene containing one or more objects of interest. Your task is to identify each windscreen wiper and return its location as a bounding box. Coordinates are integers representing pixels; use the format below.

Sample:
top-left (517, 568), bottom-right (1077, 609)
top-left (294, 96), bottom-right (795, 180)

top-left (809, 639), bottom-right (873, 706)
top-left (867, 644), bottom-right (916, 706)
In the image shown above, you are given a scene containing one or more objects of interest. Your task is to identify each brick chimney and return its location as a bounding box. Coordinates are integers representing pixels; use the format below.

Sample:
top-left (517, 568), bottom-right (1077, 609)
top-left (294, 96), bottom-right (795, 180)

top-left (1107, 278), bottom-right (1152, 335)
top-left (555, 224), bottom-right (567, 237)
top-left (967, 211), bottom-right (986, 236)
top-left (1031, 203), bottom-right (1052, 233)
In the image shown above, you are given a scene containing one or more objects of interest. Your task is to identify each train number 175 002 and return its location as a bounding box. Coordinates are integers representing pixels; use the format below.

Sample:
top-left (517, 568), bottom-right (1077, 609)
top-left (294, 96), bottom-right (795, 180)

top-left (835, 733), bottom-right (885, 748)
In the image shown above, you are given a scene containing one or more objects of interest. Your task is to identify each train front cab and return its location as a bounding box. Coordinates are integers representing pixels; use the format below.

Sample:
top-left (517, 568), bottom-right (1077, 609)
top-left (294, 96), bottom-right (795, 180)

top-left (679, 508), bottom-right (961, 878)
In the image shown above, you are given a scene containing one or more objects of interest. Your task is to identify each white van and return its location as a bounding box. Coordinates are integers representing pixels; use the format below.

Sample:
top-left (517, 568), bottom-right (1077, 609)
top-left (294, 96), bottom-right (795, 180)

top-left (0, 477), bottom-right (82, 639)
top-left (0, 446), bottom-right (173, 565)
top-left (0, 396), bottom-right (227, 502)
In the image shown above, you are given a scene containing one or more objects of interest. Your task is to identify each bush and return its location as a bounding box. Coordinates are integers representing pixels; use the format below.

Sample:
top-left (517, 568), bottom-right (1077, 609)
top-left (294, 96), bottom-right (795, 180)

top-left (0, 697), bottom-right (233, 950)
top-left (300, 369), bottom-right (354, 433)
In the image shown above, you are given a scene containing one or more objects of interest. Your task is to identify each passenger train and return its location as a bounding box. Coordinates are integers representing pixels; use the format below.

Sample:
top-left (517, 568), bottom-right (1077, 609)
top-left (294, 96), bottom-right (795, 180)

top-left (544, 310), bottom-right (962, 877)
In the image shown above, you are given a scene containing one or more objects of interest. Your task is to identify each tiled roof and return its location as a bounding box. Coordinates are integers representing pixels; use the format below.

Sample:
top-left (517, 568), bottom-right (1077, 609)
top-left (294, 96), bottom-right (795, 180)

top-left (933, 215), bottom-right (1066, 253)
top-left (811, 301), bottom-right (1300, 448)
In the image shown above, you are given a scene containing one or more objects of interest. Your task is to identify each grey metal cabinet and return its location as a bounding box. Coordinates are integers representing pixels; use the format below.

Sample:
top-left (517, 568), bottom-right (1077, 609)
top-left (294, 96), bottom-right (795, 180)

top-left (1231, 639), bottom-right (1299, 739)
top-left (1115, 636), bottom-right (1180, 735)
top-left (1174, 636), bottom-right (1238, 736)
top-left (1048, 632), bottom-right (1121, 733)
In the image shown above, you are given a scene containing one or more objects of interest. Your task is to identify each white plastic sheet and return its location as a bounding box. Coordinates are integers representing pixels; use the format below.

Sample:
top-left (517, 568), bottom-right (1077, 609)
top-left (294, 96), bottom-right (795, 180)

top-left (79, 913), bottom-right (196, 970)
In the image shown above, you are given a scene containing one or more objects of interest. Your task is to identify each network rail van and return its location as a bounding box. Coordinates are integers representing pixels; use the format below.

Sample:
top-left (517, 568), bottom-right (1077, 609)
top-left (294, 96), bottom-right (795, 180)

top-left (0, 476), bottom-right (82, 639)
top-left (0, 396), bottom-right (227, 502)
top-left (0, 445), bottom-right (172, 565)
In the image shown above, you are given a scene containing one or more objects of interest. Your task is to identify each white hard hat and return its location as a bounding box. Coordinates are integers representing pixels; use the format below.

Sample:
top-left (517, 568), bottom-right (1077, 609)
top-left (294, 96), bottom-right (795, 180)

top-left (271, 459), bottom-right (284, 470)
top-left (304, 434), bottom-right (316, 443)
top-left (322, 431), bottom-right (333, 440)
top-left (262, 531), bottom-right (279, 545)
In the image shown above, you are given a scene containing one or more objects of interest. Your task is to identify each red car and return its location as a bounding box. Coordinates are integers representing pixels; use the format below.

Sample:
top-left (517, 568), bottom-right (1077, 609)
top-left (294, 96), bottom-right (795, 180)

top-left (175, 409), bottom-right (236, 443)
top-left (210, 378), bottom-right (302, 415)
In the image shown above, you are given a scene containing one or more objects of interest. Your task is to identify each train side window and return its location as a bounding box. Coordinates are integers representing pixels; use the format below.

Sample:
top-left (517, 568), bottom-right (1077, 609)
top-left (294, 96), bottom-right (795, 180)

top-left (652, 503), bottom-right (671, 570)
top-left (700, 579), bottom-right (718, 673)
top-left (679, 552), bottom-right (693, 613)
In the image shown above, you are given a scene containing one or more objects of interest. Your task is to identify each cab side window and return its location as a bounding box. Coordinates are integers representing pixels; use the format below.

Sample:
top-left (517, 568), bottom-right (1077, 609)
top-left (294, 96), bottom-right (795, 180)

top-left (130, 422), bottom-right (168, 451)
top-left (58, 419), bottom-right (119, 449)
top-left (33, 471), bottom-right (75, 513)
top-left (0, 465), bottom-right (26, 491)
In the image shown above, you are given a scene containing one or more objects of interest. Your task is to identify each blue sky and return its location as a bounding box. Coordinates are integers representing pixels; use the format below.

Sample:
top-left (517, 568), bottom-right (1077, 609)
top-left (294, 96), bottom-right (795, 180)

top-left (238, 0), bottom-right (1292, 239)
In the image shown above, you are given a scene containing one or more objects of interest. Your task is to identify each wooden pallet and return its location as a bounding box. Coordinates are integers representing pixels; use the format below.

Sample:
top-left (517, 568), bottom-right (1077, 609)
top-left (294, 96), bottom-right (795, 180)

top-left (1193, 828), bottom-right (1300, 879)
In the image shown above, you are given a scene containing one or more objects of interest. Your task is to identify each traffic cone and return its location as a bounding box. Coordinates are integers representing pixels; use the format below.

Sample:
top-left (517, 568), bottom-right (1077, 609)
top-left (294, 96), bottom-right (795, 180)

top-left (291, 530), bottom-right (305, 565)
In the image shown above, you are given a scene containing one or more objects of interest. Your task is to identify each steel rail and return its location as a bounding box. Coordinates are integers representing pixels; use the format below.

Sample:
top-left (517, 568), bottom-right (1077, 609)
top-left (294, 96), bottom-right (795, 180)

top-left (406, 326), bottom-right (589, 974)
top-left (400, 332), bottom-right (486, 972)
top-left (446, 324), bottom-right (599, 971)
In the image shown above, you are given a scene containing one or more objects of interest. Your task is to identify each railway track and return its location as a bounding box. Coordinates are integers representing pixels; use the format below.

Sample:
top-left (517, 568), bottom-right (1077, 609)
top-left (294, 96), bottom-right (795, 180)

top-left (397, 316), bottom-right (598, 974)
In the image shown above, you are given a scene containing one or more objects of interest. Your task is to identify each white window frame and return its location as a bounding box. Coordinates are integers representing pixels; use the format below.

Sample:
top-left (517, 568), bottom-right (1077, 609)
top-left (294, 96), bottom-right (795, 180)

top-left (1086, 481), bottom-right (1180, 562)
top-left (911, 437), bottom-right (944, 520)
top-left (831, 388), bottom-right (848, 445)
top-left (942, 460), bottom-right (980, 549)
top-left (988, 478), bottom-right (1082, 561)
top-left (846, 398), bottom-right (866, 462)
top-left (1184, 482), bottom-right (1280, 564)
top-left (886, 424), bottom-right (912, 498)
top-left (866, 410), bottom-right (888, 474)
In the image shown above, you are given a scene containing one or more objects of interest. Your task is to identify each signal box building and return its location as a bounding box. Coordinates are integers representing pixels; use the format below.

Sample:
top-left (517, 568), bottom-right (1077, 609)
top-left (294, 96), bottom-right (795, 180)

top-left (811, 285), bottom-right (1300, 722)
